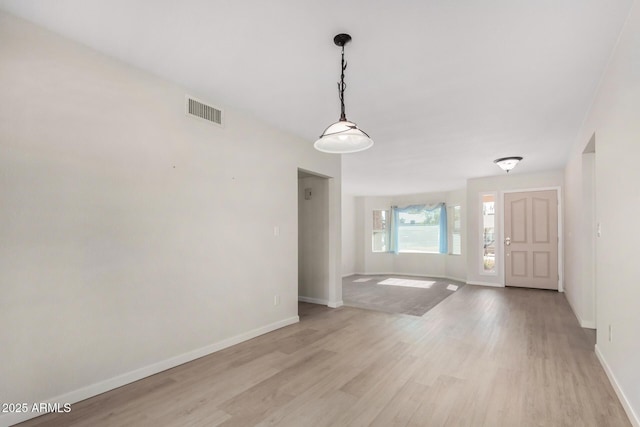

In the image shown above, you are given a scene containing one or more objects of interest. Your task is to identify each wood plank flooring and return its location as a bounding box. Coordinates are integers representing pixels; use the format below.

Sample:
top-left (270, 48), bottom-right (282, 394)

top-left (17, 286), bottom-right (630, 426)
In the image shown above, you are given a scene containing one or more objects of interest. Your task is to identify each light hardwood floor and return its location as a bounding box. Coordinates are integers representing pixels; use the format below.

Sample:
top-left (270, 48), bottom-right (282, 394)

top-left (18, 286), bottom-right (630, 426)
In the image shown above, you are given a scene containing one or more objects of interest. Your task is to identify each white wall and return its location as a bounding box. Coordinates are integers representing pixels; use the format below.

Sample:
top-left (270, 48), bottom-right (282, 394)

top-left (351, 190), bottom-right (466, 280)
top-left (445, 189), bottom-right (467, 282)
top-left (354, 196), bottom-right (366, 274)
top-left (0, 12), bottom-right (341, 425)
top-left (565, 2), bottom-right (640, 423)
top-left (564, 145), bottom-right (597, 328)
top-left (341, 193), bottom-right (356, 276)
top-left (298, 176), bottom-right (330, 303)
top-left (466, 170), bottom-right (564, 287)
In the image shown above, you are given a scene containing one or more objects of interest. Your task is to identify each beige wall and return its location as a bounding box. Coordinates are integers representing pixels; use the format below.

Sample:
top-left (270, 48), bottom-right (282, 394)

top-left (564, 147), bottom-right (596, 328)
top-left (445, 189), bottom-right (467, 281)
top-left (341, 193), bottom-right (356, 276)
top-left (0, 12), bottom-right (341, 425)
top-left (354, 196), bottom-right (366, 274)
top-left (564, 2), bottom-right (640, 423)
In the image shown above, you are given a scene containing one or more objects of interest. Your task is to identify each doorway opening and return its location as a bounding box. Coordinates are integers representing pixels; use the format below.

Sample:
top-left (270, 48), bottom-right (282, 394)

top-left (298, 169), bottom-right (331, 307)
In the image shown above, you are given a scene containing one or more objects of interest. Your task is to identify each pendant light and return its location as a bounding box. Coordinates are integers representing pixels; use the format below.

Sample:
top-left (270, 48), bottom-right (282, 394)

top-left (494, 156), bottom-right (523, 173)
top-left (314, 34), bottom-right (373, 154)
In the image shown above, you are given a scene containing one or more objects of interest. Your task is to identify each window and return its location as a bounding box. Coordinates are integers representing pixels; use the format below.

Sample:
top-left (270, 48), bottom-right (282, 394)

top-left (482, 194), bottom-right (496, 273)
top-left (396, 207), bottom-right (440, 253)
top-left (372, 209), bottom-right (388, 252)
top-left (387, 204), bottom-right (447, 254)
top-left (450, 205), bottom-right (461, 255)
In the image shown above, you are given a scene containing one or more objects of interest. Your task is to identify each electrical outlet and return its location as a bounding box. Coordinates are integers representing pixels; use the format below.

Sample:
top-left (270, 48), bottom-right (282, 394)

top-left (608, 324), bottom-right (612, 342)
top-left (274, 295), bottom-right (280, 306)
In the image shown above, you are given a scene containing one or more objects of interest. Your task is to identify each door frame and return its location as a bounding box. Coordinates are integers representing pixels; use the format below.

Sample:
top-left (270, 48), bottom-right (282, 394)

top-left (501, 186), bottom-right (563, 292)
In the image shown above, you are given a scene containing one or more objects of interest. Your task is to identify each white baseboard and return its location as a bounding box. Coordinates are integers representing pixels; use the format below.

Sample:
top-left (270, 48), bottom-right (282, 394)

top-left (0, 316), bottom-right (299, 427)
top-left (595, 344), bottom-right (639, 427)
top-left (466, 280), bottom-right (505, 288)
top-left (342, 272), bottom-right (356, 278)
top-left (297, 296), bottom-right (343, 309)
top-left (570, 303), bottom-right (596, 329)
top-left (564, 291), bottom-right (596, 329)
top-left (298, 296), bottom-right (328, 305)
top-left (581, 320), bottom-right (596, 329)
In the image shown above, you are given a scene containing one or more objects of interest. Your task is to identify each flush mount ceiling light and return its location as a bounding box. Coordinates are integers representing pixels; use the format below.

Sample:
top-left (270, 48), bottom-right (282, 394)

top-left (314, 33), bottom-right (373, 154)
top-left (494, 156), bottom-right (523, 173)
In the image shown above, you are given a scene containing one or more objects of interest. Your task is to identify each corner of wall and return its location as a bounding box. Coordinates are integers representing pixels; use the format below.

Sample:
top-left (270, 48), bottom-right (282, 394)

top-left (595, 345), bottom-right (640, 427)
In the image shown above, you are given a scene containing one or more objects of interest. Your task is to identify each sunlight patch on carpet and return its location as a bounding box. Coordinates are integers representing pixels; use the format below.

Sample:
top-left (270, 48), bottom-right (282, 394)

top-left (378, 278), bottom-right (435, 289)
top-left (446, 284), bottom-right (459, 291)
top-left (353, 278), bottom-right (372, 283)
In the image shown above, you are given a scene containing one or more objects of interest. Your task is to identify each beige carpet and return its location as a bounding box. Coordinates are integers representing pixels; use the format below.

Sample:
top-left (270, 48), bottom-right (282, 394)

top-left (342, 274), bottom-right (465, 316)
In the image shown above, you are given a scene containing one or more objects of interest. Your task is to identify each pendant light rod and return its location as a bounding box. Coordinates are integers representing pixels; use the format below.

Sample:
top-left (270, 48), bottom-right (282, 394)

top-left (339, 44), bottom-right (346, 121)
top-left (334, 33), bottom-right (351, 122)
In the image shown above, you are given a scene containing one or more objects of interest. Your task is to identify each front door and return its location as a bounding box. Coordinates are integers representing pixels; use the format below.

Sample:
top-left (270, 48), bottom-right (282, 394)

top-left (504, 190), bottom-right (558, 290)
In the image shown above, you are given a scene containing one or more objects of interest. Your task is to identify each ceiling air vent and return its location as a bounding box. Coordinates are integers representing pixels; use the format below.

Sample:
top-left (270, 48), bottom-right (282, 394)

top-left (186, 96), bottom-right (223, 127)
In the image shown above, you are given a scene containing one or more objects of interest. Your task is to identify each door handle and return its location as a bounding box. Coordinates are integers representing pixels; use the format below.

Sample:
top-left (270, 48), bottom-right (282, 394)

top-left (505, 237), bottom-right (511, 246)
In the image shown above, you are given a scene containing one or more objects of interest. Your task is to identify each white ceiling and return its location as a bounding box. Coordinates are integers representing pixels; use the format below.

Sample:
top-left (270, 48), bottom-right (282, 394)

top-left (0, 0), bottom-right (633, 195)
